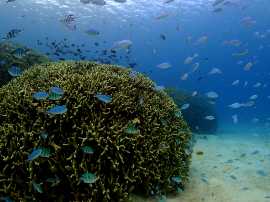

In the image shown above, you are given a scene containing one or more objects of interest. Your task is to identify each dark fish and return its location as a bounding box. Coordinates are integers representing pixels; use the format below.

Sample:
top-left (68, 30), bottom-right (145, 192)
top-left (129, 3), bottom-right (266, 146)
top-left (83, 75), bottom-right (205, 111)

top-left (61, 14), bottom-right (75, 24)
top-left (60, 14), bottom-right (76, 31)
top-left (6, 0), bottom-right (16, 2)
top-left (80, 0), bottom-right (91, 4)
top-left (3, 29), bottom-right (22, 39)
top-left (89, 0), bottom-right (106, 6)
top-left (114, 0), bottom-right (127, 2)
top-left (8, 66), bottom-right (22, 77)
top-left (37, 40), bottom-right (43, 45)
top-left (197, 76), bottom-right (204, 81)
top-left (94, 42), bottom-right (99, 46)
top-left (213, 7), bottom-right (223, 12)
top-left (212, 0), bottom-right (225, 6)
top-left (256, 170), bottom-right (267, 177)
top-left (85, 28), bottom-right (100, 36)
top-left (12, 48), bottom-right (28, 58)
top-left (164, 0), bottom-right (174, 3)
top-left (160, 34), bottom-right (166, 40)
top-left (230, 175), bottom-right (237, 180)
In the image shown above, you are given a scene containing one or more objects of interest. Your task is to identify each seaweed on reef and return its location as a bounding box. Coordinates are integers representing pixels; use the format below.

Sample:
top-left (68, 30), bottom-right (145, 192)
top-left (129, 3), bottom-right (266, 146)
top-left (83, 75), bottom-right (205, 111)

top-left (166, 88), bottom-right (218, 134)
top-left (0, 61), bottom-right (192, 201)
top-left (0, 41), bottom-right (50, 87)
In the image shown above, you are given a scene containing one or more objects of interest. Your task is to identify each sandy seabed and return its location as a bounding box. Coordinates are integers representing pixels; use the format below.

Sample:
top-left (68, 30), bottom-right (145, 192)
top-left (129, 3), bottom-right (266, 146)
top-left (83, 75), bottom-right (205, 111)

top-left (132, 132), bottom-right (270, 202)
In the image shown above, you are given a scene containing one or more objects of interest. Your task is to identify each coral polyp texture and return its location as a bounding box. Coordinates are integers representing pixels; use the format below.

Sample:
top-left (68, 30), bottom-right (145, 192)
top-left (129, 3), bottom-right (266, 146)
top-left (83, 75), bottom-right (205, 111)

top-left (0, 61), bottom-right (192, 201)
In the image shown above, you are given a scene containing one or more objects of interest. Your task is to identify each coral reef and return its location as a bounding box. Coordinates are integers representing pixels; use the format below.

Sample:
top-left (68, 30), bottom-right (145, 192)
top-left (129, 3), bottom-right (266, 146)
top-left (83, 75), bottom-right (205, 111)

top-left (0, 61), bottom-right (192, 201)
top-left (0, 41), bottom-right (50, 87)
top-left (166, 88), bottom-right (218, 134)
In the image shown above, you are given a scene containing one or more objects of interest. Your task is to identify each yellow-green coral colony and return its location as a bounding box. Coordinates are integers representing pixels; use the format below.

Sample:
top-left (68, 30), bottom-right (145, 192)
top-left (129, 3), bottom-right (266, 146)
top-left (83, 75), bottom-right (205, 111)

top-left (0, 61), bottom-right (191, 201)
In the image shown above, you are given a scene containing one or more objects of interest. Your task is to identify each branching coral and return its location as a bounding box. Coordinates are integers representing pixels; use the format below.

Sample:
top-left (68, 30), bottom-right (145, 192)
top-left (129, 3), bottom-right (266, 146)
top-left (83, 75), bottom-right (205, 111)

top-left (0, 61), bottom-right (192, 201)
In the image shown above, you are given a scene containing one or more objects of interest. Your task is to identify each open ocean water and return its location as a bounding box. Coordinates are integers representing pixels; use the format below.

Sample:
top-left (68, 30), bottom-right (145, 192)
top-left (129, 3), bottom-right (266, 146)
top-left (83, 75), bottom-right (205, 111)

top-left (0, 0), bottom-right (270, 201)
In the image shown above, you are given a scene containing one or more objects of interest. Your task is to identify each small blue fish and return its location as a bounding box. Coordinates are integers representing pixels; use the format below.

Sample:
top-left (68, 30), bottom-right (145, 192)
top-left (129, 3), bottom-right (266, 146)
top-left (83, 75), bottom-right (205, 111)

top-left (49, 86), bottom-right (64, 100)
top-left (181, 103), bottom-right (190, 110)
top-left (0, 196), bottom-right (13, 202)
top-left (8, 66), bottom-right (22, 77)
top-left (200, 175), bottom-right (209, 184)
top-left (171, 176), bottom-right (182, 184)
top-left (175, 110), bottom-right (182, 118)
top-left (129, 70), bottom-right (138, 79)
top-left (32, 181), bottom-right (43, 193)
top-left (46, 175), bottom-right (60, 187)
top-left (32, 91), bottom-right (49, 101)
top-left (95, 93), bottom-right (112, 104)
top-left (39, 147), bottom-right (52, 157)
top-left (157, 195), bottom-right (167, 202)
top-left (257, 170), bottom-right (268, 177)
top-left (80, 0), bottom-right (91, 4)
top-left (47, 105), bottom-right (67, 115)
top-left (50, 86), bottom-right (64, 95)
top-left (80, 172), bottom-right (97, 184)
top-left (175, 138), bottom-right (181, 145)
top-left (124, 122), bottom-right (140, 134)
top-left (40, 131), bottom-right (48, 140)
top-left (85, 28), bottom-right (100, 36)
top-left (81, 146), bottom-right (94, 154)
top-left (27, 148), bottom-right (42, 161)
top-left (154, 84), bottom-right (165, 91)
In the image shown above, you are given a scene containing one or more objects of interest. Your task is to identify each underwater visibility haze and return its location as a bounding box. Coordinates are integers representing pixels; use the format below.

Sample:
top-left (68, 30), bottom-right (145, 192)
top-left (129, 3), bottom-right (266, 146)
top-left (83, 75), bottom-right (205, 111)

top-left (0, 0), bottom-right (270, 201)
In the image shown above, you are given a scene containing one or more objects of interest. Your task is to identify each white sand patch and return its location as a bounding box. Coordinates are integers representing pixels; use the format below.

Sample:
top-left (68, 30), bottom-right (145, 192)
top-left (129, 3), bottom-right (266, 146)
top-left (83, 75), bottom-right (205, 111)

top-left (131, 133), bottom-right (270, 202)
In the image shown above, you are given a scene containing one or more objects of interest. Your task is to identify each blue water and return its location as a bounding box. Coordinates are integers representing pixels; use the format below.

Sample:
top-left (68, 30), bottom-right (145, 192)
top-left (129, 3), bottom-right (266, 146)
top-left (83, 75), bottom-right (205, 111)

top-left (1, 0), bottom-right (270, 131)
